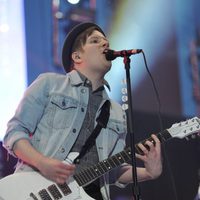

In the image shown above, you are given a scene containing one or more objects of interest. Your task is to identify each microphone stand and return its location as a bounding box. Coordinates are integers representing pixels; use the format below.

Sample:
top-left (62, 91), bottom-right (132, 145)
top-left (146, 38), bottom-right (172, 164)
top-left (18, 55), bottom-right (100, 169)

top-left (123, 55), bottom-right (141, 200)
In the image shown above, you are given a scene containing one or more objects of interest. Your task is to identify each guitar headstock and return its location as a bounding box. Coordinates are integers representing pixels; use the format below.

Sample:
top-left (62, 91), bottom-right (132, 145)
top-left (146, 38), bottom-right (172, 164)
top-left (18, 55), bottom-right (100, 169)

top-left (167, 117), bottom-right (200, 139)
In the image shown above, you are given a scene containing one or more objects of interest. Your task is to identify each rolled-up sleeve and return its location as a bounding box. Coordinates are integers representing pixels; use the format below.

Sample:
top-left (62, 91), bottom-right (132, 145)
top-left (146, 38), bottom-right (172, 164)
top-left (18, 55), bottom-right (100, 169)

top-left (3, 73), bottom-right (50, 157)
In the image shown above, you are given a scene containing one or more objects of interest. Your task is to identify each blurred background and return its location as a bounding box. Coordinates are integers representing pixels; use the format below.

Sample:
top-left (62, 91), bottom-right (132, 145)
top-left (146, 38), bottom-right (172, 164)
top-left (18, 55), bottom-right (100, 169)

top-left (0, 0), bottom-right (199, 199)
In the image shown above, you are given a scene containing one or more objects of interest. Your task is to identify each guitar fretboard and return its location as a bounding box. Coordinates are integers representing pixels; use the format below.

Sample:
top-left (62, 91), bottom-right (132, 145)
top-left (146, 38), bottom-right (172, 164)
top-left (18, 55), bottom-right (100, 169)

top-left (73, 129), bottom-right (172, 186)
top-left (74, 147), bottom-right (131, 186)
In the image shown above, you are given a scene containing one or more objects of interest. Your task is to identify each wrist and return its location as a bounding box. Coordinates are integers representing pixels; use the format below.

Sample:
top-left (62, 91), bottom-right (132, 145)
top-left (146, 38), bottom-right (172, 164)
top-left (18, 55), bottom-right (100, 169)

top-left (145, 166), bottom-right (162, 180)
top-left (137, 167), bottom-right (160, 182)
top-left (34, 154), bottom-right (47, 172)
top-left (143, 168), bottom-right (154, 180)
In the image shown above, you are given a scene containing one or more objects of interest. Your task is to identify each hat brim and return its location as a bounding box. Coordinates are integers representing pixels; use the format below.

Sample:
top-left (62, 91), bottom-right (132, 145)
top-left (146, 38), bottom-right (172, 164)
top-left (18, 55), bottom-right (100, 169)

top-left (62, 22), bottom-right (105, 73)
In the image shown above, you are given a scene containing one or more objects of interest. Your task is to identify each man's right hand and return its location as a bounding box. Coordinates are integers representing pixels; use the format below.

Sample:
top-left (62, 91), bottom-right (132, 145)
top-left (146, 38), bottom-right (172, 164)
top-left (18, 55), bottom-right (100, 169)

top-left (13, 139), bottom-right (75, 185)
top-left (37, 156), bottom-right (75, 184)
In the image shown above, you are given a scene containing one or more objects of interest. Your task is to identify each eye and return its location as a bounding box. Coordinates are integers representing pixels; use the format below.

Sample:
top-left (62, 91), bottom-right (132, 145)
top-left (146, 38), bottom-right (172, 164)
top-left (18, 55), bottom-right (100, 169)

top-left (92, 39), bottom-right (98, 43)
top-left (90, 37), bottom-right (100, 44)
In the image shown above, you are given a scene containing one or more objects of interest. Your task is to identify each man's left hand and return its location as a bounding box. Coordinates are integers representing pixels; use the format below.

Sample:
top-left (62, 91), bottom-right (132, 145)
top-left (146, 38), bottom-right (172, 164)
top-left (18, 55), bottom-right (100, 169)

top-left (136, 134), bottom-right (162, 179)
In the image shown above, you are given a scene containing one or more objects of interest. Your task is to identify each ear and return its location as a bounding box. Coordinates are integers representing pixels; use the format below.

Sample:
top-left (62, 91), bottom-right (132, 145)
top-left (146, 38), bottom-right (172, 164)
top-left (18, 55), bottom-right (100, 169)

top-left (71, 51), bottom-right (82, 64)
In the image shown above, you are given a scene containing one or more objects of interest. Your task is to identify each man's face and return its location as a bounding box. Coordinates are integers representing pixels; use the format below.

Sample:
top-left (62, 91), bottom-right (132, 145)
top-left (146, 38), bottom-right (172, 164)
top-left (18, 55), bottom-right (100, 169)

top-left (79, 30), bottom-right (111, 74)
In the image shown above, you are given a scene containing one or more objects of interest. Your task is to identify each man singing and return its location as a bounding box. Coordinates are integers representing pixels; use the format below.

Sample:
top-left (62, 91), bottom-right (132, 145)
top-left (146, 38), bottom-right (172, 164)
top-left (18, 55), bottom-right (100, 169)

top-left (3, 22), bottom-right (162, 200)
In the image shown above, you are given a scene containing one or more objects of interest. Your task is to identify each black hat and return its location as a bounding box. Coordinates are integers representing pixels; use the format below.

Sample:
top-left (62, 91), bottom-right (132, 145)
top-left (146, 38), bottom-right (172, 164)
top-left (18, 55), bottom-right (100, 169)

top-left (62, 22), bottom-right (105, 73)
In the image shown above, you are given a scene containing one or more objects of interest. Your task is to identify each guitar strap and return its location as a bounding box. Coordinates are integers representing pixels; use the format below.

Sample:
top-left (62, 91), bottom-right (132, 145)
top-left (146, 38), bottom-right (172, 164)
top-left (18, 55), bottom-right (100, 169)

top-left (74, 100), bottom-right (111, 164)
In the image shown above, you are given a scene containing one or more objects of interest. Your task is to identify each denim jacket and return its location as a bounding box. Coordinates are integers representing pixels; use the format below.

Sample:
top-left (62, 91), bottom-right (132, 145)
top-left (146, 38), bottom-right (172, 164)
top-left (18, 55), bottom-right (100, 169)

top-left (3, 70), bottom-right (127, 199)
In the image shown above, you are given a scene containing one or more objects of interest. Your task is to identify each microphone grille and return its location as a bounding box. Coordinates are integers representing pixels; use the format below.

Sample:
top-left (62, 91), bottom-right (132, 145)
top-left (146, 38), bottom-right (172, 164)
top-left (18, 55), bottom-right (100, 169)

top-left (105, 49), bottom-right (116, 61)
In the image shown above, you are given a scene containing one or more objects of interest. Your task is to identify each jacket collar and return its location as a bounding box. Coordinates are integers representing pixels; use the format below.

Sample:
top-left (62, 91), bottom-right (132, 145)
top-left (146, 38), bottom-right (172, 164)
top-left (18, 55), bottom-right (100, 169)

top-left (68, 70), bottom-right (111, 91)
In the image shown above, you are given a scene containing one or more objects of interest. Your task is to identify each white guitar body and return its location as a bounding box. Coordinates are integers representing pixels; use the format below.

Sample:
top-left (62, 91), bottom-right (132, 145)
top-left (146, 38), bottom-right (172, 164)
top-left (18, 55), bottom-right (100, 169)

top-left (0, 152), bottom-right (94, 200)
top-left (0, 171), bottom-right (93, 200)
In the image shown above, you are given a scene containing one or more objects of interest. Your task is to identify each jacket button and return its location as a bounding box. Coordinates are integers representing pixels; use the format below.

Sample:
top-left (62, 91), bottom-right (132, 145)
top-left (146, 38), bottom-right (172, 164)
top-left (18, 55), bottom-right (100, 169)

top-left (86, 80), bottom-right (90, 84)
top-left (81, 88), bottom-right (86, 93)
top-left (60, 148), bottom-right (65, 153)
top-left (73, 128), bottom-right (76, 133)
top-left (81, 107), bottom-right (85, 112)
top-left (62, 101), bottom-right (66, 106)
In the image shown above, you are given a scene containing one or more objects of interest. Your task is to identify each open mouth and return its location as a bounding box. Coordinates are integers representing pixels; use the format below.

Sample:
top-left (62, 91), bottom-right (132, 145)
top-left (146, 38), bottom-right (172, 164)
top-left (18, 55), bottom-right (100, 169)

top-left (102, 49), bottom-right (109, 61)
top-left (103, 49), bottom-right (109, 54)
top-left (103, 49), bottom-right (114, 61)
top-left (103, 49), bottom-right (110, 60)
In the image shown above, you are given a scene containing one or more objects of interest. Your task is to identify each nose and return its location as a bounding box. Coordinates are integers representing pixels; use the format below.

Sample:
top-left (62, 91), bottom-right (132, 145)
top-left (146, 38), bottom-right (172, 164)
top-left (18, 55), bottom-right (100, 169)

top-left (102, 39), bottom-right (109, 49)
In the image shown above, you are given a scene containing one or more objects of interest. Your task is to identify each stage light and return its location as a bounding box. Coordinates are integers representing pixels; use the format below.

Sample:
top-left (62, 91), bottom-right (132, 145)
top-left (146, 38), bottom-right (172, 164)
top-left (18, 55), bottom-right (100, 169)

top-left (0, 24), bottom-right (9, 33)
top-left (67, 0), bottom-right (80, 5)
top-left (0, 0), bottom-right (27, 140)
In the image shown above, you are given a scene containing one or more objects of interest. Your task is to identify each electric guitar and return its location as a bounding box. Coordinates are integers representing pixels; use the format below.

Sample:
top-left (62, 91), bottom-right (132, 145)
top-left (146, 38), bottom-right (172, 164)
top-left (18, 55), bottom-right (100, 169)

top-left (0, 117), bottom-right (199, 200)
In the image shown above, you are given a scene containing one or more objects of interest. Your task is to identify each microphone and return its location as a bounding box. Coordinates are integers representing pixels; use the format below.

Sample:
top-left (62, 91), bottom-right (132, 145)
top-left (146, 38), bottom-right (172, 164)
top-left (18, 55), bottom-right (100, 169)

top-left (104, 49), bottom-right (143, 61)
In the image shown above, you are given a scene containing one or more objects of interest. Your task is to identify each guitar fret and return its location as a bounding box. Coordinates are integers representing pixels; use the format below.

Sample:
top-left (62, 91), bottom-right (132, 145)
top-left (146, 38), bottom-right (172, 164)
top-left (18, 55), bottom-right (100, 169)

top-left (77, 166), bottom-right (102, 186)
top-left (135, 144), bottom-right (143, 155)
top-left (107, 157), bottom-right (117, 168)
top-left (118, 152), bottom-right (126, 162)
top-left (75, 172), bottom-right (88, 186)
top-left (122, 149), bottom-right (131, 161)
top-left (78, 171), bottom-right (90, 184)
top-left (84, 170), bottom-right (93, 182)
top-left (118, 154), bottom-right (125, 163)
top-left (102, 160), bottom-right (112, 170)
top-left (90, 167), bottom-right (100, 177)
top-left (93, 164), bottom-right (102, 176)
top-left (98, 162), bottom-right (107, 172)
top-left (158, 130), bottom-right (171, 141)
top-left (116, 153), bottom-right (125, 164)
top-left (73, 174), bottom-right (84, 186)
top-left (124, 148), bottom-right (132, 159)
top-left (85, 168), bottom-right (96, 181)
top-left (112, 155), bottom-right (122, 165)
top-left (93, 165), bottom-right (103, 176)
top-left (110, 157), bottom-right (118, 166)
top-left (84, 168), bottom-right (95, 180)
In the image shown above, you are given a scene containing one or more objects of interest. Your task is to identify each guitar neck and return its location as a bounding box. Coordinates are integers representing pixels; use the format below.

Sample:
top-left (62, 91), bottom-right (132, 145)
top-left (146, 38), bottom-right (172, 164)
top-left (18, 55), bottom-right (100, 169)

top-left (73, 129), bottom-right (172, 187)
